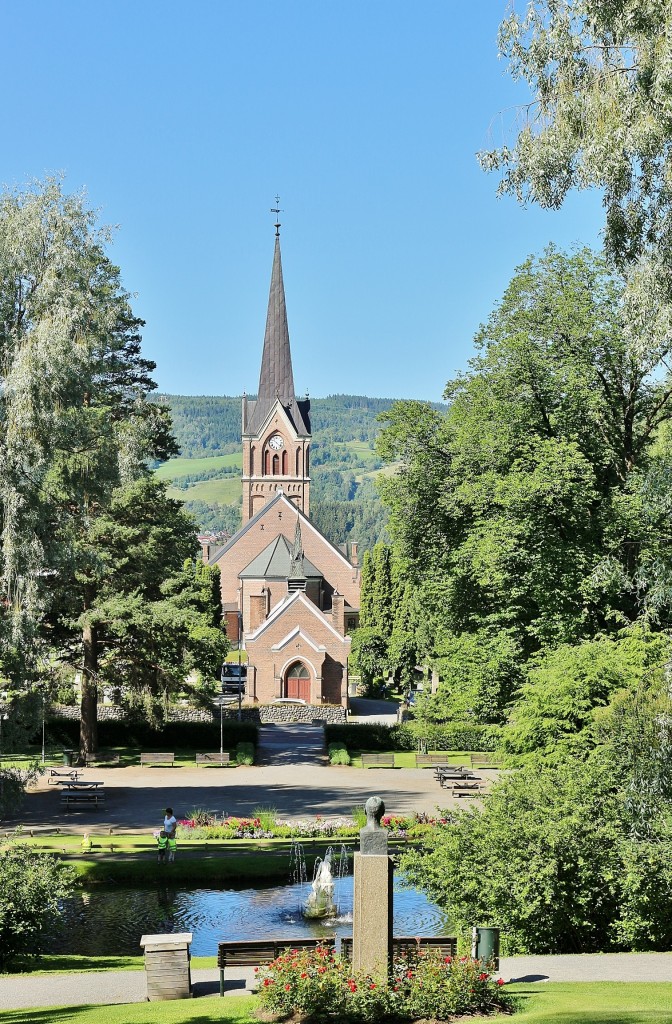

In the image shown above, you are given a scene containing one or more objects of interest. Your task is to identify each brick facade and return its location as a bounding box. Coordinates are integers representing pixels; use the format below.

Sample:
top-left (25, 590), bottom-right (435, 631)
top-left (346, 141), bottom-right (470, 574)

top-left (244, 592), bottom-right (351, 704)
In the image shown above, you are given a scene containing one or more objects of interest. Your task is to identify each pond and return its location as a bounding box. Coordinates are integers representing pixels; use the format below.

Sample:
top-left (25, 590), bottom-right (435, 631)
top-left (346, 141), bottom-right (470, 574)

top-left (48, 875), bottom-right (450, 957)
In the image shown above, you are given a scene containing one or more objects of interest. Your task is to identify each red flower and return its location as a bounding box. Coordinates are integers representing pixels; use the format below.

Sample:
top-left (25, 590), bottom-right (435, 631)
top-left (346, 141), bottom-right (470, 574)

top-left (369, 983), bottom-right (376, 990)
top-left (497, 978), bottom-right (505, 986)
top-left (300, 972), bottom-right (307, 979)
top-left (444, 956), bottom-right (452, 963)
top-left (406, 971), bottom-right (414, 979)
top-left (348, 982), bottom-right (357, 992)
top-left (263, 979), bottom-right (271, 987)
top-left (479, 972), bottom-right (489, 981)
top-left (318, 966), bottom-right (327, 974)
top-left (285, 983), bottom-right (291, 991)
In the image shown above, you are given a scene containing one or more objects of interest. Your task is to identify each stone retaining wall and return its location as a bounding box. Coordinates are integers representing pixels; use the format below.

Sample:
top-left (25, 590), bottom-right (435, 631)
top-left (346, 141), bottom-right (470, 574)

top-left (47, 702), bottom-right (346, 726)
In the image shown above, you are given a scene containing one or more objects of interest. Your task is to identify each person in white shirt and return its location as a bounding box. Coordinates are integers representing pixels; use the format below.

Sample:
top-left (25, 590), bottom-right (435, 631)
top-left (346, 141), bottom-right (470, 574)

top-left (164, 807), bottom-right (177, 838)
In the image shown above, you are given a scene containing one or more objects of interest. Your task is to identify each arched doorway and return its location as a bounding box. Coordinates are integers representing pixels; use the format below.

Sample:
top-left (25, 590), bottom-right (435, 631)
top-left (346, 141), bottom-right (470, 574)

top-left (285, 661), bottom-right (311, 701)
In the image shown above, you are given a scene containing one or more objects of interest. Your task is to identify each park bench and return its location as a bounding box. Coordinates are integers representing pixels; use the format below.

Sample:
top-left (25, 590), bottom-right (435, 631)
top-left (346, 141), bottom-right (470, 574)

top-left (84, 751), bottom-right (120, 766)
top-left (361, 753), bottom-right (395, 768)
top-left (218, 937), bottom-right (336, 994)
top-left (60, 791), bottom-right (106, 811)
top-left (196, 752), bottom-right (231, 767)
top-left (340, 936), bottom-right (458, 961)
top-left (470, 755), bottom-right (499, 769)
top-left (140, 753), bottom-right (175, 767)
top-left (415, 753), bottom-right (451, 768)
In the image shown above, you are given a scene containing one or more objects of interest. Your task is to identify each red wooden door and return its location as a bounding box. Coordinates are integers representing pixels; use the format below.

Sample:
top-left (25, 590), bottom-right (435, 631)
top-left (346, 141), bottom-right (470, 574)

top-left (286, 662), bottom-right (310, 700)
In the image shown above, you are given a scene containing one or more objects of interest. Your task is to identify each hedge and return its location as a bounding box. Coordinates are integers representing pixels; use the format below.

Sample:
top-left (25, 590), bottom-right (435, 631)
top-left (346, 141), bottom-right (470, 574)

top-left (325, 722), bottom-right (501, 753)
top-left (43, 717), bottom-right (259, 750)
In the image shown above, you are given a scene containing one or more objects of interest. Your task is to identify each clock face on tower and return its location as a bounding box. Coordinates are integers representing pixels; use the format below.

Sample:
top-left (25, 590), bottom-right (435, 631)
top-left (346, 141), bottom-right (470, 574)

top-left (269, 435), bottom-right (284, 450)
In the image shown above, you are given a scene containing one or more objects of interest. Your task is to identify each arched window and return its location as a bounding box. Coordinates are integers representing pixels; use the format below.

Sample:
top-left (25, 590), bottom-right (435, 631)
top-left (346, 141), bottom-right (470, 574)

top-left (272, 453), bottom-right (280, 475)
top-left (264, 449), bottom-right (270, 475)
top-left (282, 449), bottom-right (288, 475)
top-left (305, 448), bottom-right (309, 474)
top-left (296, 448), bottom-right (301, 475)
top-left (250, 446), bottom-right (255, 475)
top-left (285, 661), bottom-right (310, 700)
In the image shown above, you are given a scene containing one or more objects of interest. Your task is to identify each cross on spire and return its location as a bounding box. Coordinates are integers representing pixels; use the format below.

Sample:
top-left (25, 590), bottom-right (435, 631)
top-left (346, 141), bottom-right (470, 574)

top-left (271, 195), bottom-right (282, 236)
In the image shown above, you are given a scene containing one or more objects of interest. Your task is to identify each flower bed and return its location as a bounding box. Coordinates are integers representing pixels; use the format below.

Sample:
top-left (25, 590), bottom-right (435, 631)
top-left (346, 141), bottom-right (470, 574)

top-left (176, 811), bottom-right (450, 841)
top-left (256, 944), bottom-right (513, 1021)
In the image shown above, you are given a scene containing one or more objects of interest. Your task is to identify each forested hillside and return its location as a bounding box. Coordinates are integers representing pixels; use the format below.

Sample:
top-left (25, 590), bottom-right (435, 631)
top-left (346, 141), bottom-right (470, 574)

top-left (154, 394), bottom-right (446, 549)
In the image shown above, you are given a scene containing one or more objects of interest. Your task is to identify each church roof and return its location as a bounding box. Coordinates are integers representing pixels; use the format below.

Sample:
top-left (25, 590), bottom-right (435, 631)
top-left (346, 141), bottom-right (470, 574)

top-left (244, 233), bottom-right (310, 436)
top-left (238, 533), bottom-right (321, 580)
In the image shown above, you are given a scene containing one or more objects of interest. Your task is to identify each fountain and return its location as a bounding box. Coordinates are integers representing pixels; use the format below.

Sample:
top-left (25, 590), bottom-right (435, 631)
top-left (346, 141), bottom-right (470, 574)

top-left (304, 849), bottom-right (337, 919)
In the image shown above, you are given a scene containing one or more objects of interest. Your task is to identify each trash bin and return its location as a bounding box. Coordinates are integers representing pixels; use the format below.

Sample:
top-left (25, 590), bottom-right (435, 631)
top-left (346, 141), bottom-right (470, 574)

top-left (62, 749), bottom-right (75, 766)
top-left (140, 932), bottom-right (193, 1000)
top-left (472, 926), bottom-right (500, 970)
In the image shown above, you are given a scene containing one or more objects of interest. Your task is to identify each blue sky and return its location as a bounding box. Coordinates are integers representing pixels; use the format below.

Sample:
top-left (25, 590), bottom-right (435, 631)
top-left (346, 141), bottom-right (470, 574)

top-left (3, 1), bottom-right (603, 402)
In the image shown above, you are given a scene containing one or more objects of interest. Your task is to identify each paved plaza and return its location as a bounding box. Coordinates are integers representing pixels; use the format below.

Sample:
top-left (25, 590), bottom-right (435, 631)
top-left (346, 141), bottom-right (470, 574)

top-left (10, 720), bottom-right (493, 834)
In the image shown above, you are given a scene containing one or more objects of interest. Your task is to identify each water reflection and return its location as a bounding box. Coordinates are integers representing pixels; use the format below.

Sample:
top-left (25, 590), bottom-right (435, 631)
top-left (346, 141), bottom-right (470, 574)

top-left (50, 876), bottom-right (449, 957)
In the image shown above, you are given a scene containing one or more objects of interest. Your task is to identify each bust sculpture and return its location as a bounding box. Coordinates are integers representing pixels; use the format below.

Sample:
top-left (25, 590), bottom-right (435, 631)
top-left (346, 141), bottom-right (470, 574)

top-left (359, 795), bottom-right (388, 855)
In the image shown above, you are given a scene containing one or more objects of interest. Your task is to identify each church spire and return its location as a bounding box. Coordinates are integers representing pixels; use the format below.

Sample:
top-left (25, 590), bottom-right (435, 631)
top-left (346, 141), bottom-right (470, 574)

top-left (257, 231), bottom-right (295, 405)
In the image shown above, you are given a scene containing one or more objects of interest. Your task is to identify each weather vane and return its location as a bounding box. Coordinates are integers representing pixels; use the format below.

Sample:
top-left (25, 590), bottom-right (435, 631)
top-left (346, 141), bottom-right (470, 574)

top-left (271, 194), bottom-right (282, 236)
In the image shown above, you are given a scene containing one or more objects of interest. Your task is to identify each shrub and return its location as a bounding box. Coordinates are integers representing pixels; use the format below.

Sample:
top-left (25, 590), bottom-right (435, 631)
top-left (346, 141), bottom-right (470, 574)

top-left (328, 742), bottom-right (351, 765)
top-left (235, 741), bottom-right (254, 765)
top-left (256, 946), bottom-right (512, 1022)
top-left (0, 762), bottom-right (40, 821)
top-left (0, 837), bottom-right (75, 970)
top-left (43, 716), bottom-right (259, 750)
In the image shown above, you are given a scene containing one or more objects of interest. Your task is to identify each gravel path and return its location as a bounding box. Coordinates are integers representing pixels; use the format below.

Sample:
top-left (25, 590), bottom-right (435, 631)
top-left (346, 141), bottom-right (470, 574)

top-left (3, 954), bottom-right (672, 1010)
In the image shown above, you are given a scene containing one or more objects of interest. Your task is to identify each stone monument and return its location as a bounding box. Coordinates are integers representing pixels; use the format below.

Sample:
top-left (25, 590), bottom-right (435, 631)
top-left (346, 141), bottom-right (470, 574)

top-left (352, 795), bottom-right (393, 979)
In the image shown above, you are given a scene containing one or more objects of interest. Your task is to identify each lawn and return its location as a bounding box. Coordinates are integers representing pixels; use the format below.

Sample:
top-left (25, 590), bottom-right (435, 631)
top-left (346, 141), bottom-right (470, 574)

top-left (166, 476), bottom-right (242, 504)
top-left (348, 750), bottom-right (475, 769)
top-left (154, 453), bottom-right (242, 480)
top-left (3, 984), bottom-right (672, 1024)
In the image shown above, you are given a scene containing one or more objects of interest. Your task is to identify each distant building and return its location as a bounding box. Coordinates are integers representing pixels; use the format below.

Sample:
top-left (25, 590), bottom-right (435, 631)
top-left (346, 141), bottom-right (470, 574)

top-left (206, 227), bottom-right (360, 705)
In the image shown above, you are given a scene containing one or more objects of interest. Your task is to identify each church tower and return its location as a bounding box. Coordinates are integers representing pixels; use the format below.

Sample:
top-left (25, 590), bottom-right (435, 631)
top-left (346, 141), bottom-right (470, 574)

top-left (241, 226), bottom-right (311, 523)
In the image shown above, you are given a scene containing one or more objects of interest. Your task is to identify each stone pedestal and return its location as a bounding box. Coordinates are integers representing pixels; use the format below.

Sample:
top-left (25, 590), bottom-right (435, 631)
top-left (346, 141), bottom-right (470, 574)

top-left (140, 932), bottom-right (193, 1001)
top-left (352, 853), bottom-right (393, 978)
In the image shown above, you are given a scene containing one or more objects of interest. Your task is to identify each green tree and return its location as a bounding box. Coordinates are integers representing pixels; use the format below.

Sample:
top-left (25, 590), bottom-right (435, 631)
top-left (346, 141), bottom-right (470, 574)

top-left (0, 180), bottom-right (223, 754)
top-left (480, 1), bottom-right (672, 277)
top-left (0, 836), bottom-right (75, 969)
top-left (415, 630), bottom-right (522, 725)
top-left (48, 476), bottom-right (228, 746)
top-left (349, 626), bottom-right (388, 689)
top-left (501, 628), bottom-right (669, 756)
top-left (377, 248), bottom-right (672, 670)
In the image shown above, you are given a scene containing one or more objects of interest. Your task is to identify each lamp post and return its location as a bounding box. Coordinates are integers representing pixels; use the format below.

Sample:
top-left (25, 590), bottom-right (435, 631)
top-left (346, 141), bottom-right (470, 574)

top-left (237, 612), bottom-right (243, 723)
top-left (0, 690), bottom-right (8, 761)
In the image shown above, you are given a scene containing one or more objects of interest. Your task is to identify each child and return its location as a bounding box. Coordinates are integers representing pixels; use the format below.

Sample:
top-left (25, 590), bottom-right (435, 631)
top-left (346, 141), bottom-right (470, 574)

top-left (155, 829), bottom-right (168, 864)
top-left (167, 833), bottom-right (177, 863)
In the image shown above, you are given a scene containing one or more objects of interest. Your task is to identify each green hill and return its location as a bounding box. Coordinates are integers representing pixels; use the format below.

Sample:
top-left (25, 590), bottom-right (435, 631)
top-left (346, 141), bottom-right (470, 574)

top-left (154, 394), bottom-right (445, 549)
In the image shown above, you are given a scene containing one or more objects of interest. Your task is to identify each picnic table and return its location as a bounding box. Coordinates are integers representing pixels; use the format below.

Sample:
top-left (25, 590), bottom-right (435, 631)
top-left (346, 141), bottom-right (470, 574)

top-left (434, 766), bottom-right (479, 786)
top-left (56, 779), bottom-right (106, 811)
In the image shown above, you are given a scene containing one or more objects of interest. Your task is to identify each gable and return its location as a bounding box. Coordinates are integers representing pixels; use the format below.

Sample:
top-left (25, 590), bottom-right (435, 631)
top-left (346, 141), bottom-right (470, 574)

top-left (211, 493), bottom-right (361, 609)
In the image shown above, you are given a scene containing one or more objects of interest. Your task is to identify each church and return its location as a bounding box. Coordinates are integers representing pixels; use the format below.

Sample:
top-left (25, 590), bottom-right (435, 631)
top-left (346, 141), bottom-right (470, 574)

top-left (204, 226), bottom-right (361, 707)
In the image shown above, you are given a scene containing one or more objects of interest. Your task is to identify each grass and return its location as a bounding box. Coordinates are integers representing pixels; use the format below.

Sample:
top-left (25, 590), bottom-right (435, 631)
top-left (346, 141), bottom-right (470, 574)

top-left (166, 477), bottom-right (242, 504)
top-left (154, 453), bottom-right (242, 480)
top-left (3, 983), bottom-right (672, 1024)
top-left (348, 750), bottom-right (474, 769)
top-left (510, 981), bottom-right (672, 1022)
top-left (0, 995), bottom-right (255, 1023)
top-left (0, 746), bottom-right (244, 770)
top-left (5, 954), bottom-right (216, 975)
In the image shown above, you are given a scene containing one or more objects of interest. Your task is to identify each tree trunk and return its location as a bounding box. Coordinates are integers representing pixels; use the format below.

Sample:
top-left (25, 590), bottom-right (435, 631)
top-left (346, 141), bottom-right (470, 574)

top-left (79, 622), bottom-right (99, 756)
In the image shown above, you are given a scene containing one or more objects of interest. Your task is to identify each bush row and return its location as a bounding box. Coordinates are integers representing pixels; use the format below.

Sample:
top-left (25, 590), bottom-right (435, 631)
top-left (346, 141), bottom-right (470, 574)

top-left (326, 722), bottom-right (501, 753)
top-left (43, 718), bottom-right (259, 750)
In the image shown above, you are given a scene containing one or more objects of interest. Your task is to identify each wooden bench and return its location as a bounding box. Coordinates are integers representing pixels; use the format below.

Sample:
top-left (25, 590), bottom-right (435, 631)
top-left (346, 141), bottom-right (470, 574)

top-left (218, 937), bottom-right (336, 994)
top-left (340, 936), bottom-right (458, 961)
top-left (361, 753), bottom-right (395, 768)
top-left (60, 791), bottom-right (106, 811)
top-left (84, 751), bottom-right (120, 766)
top-left (196, 752), bottom-right (231, 767)
top-left (140, 753), bottom-right (175, 767)
top-left (416, 753), bottom-right (452, 768)
top-left (471, 755), bottom-right (499, 769)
